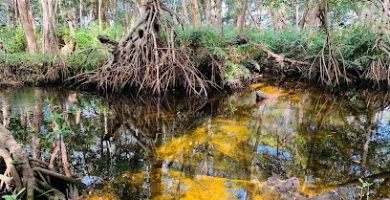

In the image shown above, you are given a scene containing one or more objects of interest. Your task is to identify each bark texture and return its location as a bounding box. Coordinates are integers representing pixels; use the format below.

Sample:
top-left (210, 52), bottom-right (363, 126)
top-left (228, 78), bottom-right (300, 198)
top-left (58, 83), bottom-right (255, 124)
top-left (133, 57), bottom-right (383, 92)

top-left (16, 0), bottom-right (37, 53)
top-left (41, 0), bottom-right (59, 54)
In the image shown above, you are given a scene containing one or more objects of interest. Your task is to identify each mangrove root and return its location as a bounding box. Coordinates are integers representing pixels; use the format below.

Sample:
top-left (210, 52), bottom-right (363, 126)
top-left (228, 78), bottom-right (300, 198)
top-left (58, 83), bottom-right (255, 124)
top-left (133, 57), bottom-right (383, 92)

top-left (79, 0), bottom-right (221, 96)
top-left (0, 125), bottom-right (81, 199)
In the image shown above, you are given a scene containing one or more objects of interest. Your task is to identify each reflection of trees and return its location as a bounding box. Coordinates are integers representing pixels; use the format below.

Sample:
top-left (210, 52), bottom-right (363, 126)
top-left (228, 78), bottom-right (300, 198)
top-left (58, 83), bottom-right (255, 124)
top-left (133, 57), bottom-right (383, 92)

top-left (1, 87), bottom-right (390, 199)
top-left (295, 89), bottom-right (390, 197)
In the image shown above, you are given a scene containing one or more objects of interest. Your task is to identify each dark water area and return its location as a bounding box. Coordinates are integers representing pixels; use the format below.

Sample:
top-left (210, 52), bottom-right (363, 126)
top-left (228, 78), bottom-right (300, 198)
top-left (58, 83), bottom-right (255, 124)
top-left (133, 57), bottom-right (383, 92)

top-left (0, 80), bottom-right (389, 199)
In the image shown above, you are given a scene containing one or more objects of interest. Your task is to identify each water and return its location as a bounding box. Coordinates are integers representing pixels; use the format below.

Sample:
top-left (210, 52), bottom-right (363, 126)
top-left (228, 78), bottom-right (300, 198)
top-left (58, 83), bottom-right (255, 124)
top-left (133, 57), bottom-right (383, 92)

top-left (0, 81), bottom-right (389, 199)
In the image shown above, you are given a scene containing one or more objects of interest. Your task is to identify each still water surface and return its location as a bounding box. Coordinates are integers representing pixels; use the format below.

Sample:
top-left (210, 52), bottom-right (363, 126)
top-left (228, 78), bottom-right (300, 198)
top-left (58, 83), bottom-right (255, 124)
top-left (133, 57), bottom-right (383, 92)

top-left (0, 81), bottom-right (389, 199)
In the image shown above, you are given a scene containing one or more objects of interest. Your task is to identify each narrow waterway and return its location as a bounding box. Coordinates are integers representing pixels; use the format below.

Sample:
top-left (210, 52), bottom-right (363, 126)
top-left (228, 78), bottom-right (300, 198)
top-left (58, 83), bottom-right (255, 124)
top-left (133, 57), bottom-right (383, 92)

top-left (0, 80), bottom-right (389, 199)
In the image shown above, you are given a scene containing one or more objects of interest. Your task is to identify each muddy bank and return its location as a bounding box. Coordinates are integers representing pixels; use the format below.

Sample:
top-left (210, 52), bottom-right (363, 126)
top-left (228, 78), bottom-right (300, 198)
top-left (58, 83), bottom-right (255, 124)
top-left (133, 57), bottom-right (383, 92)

top-left (0, 57), bottom-right (389, 96)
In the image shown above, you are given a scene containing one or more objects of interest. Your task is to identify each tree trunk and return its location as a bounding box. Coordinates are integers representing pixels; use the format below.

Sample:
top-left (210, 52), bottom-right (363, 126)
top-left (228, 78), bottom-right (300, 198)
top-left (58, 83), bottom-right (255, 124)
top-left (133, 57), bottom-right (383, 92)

top-left (237, 0), bottom-right (248, 35)
top-left (269, 8), bottom-right (285, 31)
top-left (14, 0), bottom-right (19, 20)
top-left (4, 1), bottom-right (12, 26)
top-left (41, 0), bottom-right (59, 55)
top-left (79, 0), bottom-right (83, 27)
top-left (97, 0), bottom-right (102, 31)
top-left (308, 0), bottom-right (320, 28)
top-left (32, 89), bottom-right (42, 160)
top-left (203, 0), bottom-right (210, 23)
top-left (295, 0), bottom-right (299, 30)
top-left (210, 0), bottom-right (222, 34)
top-left (102, 0), bottom-right (110, 28)
top-left (181, 0), bottom-right (188, 23)
top-left (87, 0), bottom-right (216, 96)
top-left (299, 0), bottom-right (310, 29)
top-left (190, 0), bottom-right (201, 27)
top-left (125, 1), bottom-right (130, 28)
top-left (16, 0), bottom-right (37, 53)
top-left (111, 0), bottom-right (118, 26)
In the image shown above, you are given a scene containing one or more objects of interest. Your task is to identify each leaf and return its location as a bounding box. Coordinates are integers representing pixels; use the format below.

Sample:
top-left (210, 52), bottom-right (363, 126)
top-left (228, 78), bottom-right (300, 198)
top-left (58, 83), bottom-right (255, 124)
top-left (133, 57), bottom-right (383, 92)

top-left (55, 118), bottom-right (61, 126)
top-left (1, 195), bottom-right (18, 200)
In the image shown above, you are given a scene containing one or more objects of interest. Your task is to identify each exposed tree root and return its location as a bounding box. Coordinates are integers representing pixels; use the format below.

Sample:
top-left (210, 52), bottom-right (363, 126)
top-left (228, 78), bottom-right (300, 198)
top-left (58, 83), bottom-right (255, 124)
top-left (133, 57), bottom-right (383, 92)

top-left (305, 0), bottom-right (350, 88)
top-left (0, 125), bottom-right (82, 199)
top-left (77, 0), bottom-right (221, 97)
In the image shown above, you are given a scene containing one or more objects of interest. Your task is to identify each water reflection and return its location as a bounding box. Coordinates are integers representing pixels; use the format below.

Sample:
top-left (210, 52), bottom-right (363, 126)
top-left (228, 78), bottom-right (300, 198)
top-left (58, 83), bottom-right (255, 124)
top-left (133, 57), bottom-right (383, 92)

top-left (0, 84), bottom-right (389, 199)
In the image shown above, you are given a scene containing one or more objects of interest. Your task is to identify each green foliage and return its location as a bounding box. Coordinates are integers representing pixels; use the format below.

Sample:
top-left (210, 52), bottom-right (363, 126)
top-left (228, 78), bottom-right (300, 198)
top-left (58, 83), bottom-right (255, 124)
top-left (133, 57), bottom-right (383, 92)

top-left (44, 105), bottom-right (75, 142)
top-left (2, 188), bottom-right (26, 200)
top-left (177, 26), bottom-right (229, 48)
top-left (0, 26), bottom-right (27, 53)
top-left (337, 27), bottom-right (380, 70)
top-left (358, 178), bottom-right (373, 200)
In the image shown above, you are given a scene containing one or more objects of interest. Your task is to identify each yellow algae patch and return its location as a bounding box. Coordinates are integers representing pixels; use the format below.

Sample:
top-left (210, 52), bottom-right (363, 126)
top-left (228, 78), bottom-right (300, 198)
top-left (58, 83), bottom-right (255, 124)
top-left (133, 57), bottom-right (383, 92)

top-left (158, 122), bottom-right (253, 162)
top-left (287, 94), bottom-right (301, 102)
top-left (82, 192), bottom-right (119, 200)
top-left (162, 171), bottom-right (257, 200)
top-left (212, 118), bottom-right (237, 124)
top-left (258, 86), bottom-right (286, 96)
top-left (249, 82), bottom-right (267, 89)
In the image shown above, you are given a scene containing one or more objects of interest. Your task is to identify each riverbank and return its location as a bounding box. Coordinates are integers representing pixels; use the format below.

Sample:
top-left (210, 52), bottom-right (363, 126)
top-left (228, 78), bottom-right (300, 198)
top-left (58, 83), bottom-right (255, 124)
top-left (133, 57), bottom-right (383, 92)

top-left (1, 26), bottom-right (390, 95)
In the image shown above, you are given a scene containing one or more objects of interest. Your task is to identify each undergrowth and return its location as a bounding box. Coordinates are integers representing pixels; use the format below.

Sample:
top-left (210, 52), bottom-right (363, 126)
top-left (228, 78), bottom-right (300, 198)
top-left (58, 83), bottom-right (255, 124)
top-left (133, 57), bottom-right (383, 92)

top-left (1, 24), bottom-right (389, 90)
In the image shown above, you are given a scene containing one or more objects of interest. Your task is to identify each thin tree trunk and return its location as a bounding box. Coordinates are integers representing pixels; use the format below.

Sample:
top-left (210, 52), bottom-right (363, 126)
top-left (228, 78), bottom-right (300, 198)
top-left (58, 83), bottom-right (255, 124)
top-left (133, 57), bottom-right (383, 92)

top-left (16, 0), bottom-right (37, 53)
top-left (111, 0), bottom-right (118, 26)
top-left (1, 93), bottom-right (11, 128)
top-left (255, 0), bottom-right (263, 29)
top-left (32, 89), bottom-right (42, 160)
top-left (237, 0), bottom-right (248, 35)
top-left (295, 0), bottom-right (299, 30)
top-left (269, 9), bottom-right (285, 31)
top-left (60, 136), bottom-right (72, 176)
top-left (190, 0), bottom-right (201, 27)
top-left (4, 1), bottom-right (12, 26)
top-left (181, 0), bottom-right (188, 23)
top-left (14, 0), bottom-right (19, 20)
top-left (125, 1), bottom-right (129, 28)
top-left (210, 0), bottom-right (222, 33)
top-left (41, 0), bottom-right (59, 55)
top-left (299, 0), bottom-right (310, 29)
top-left (98, 0), bottom-right (102, 31)
top-left (102, 0), bottom-right (110, 28)
top-left (79, 0), bottom-right (83, 27)
top-left (379, 0), bottom-right (389, 38)
top-left (308, 0), bottom-right (320, 28)
top-left (203, 0), bottom-right (210, 23)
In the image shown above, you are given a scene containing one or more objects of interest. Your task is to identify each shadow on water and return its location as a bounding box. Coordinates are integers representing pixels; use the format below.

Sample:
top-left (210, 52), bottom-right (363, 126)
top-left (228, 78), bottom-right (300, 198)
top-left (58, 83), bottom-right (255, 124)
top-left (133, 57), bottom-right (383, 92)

top-left (0, 82), bottom-right (390, 199)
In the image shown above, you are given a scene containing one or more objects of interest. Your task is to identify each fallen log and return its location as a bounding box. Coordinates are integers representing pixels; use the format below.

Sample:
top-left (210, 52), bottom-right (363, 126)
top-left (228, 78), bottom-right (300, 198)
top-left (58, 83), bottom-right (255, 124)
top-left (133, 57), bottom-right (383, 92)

top-left (251, 42), bottom-right (311, 66)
